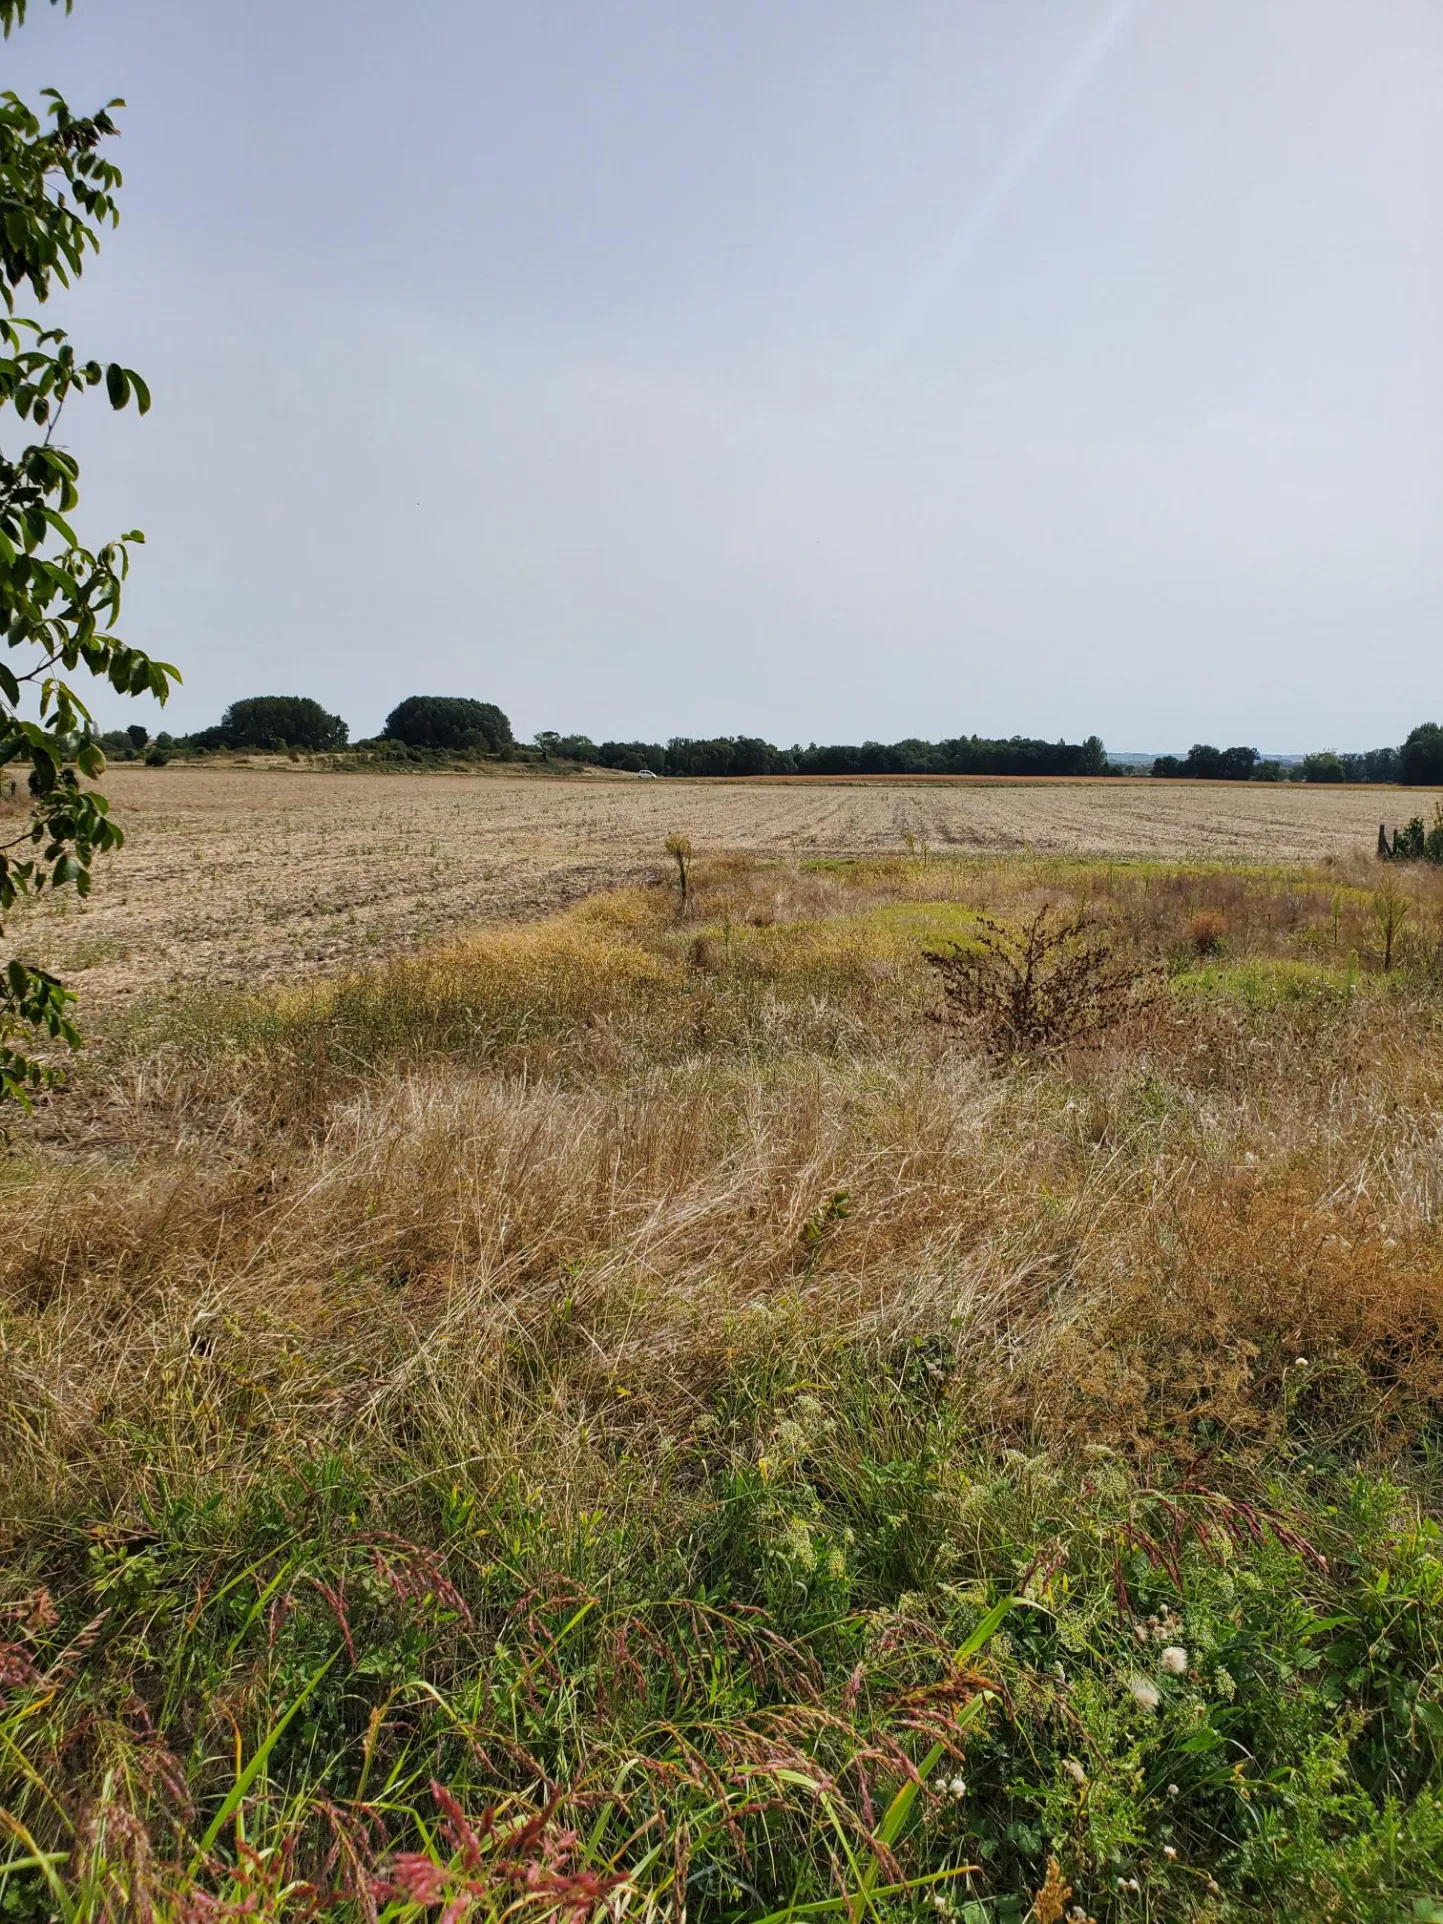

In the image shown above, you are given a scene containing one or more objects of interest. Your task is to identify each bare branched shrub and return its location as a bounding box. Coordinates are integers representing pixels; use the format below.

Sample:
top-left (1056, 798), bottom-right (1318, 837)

top-left (925, 905), bottom-right (1154, 1055)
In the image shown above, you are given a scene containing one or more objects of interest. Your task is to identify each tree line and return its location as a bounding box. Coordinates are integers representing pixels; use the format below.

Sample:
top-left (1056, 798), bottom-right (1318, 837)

top-left (537, 731), bottom-right (1111, 778)
top-left (98, 699), bottom-right (1443, 789)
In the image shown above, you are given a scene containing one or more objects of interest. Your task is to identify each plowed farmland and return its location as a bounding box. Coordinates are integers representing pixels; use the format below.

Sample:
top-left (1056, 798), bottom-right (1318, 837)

top-left (6, 763), bottom-right (1407, 998)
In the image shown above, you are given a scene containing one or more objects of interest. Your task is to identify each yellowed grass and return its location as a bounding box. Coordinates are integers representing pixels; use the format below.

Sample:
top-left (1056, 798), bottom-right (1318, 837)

top-left (4, 764), bottom-right (1415, 1004)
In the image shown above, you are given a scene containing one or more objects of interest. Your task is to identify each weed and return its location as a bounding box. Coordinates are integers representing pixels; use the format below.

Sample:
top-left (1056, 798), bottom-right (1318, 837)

top-left (925, 906), bottom-right (1155, 1055)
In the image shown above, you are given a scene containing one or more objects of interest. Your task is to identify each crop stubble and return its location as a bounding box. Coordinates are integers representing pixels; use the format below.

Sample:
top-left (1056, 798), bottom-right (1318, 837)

top-left (6, 764), bottom-right (1405, 999)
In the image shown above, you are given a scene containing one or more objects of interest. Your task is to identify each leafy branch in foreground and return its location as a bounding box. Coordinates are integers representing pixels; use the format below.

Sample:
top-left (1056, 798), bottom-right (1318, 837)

top-left (0, 0), bottom-right (178, 1107)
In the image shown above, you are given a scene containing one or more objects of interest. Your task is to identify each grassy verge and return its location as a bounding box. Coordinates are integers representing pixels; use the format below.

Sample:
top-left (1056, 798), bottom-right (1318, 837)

top-left (5, 854), bottom-right (1443, 1920)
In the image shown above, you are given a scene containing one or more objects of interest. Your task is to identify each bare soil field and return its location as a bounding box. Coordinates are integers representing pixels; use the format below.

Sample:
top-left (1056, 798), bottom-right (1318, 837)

top-left (4, 763), bottom-right (1407, 999)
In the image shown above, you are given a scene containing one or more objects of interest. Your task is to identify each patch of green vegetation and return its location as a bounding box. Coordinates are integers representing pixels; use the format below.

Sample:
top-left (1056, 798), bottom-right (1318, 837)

top-left (1174, 955), bottom-right (1362, 1006)
top-left (6, 1347), bottom-right (1443, 1919)
top-left (860, 900), bottom-right (985, 945)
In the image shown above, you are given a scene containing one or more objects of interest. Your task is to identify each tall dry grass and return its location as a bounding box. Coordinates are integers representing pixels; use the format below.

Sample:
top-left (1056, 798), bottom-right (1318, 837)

top-left (6, 851), bottom-right (1443, 1918)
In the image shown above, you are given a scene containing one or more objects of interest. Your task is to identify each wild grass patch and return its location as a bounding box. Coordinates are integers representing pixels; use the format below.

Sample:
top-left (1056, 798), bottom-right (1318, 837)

top-left (6, 854), bottom-right (1443, 1917)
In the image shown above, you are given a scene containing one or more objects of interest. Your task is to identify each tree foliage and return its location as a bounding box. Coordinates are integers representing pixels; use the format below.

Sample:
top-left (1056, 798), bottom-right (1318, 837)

top-left (1152, 744), bottom-right (1259, 781)
top-left (1400, 724), bottom-right (1443, 787)
top-left (534, 732), bottom-right (1111, 779)
top-left (383, 695), bottom-right (513, 756)
top-left (191, 694), bottom-right (347, 752)
top-left (0, 0), bottom-right (177, 1107)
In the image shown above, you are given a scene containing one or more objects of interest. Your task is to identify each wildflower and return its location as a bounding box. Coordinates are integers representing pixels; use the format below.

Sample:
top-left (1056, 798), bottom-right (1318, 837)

top-left (1062, 1758), bottom-right (1087, 1787)
top-left (1162, 1845), bottom-right (1177, 1860)
top-left (1167, 1783), bottom-right (1179, 1797)
top-left (1159, 1645), bottom-right (1188, 1676)
top-left (1129, 1677), bottom-right (1161, 1711)
top-left (946, 1775), bottom-right (967, 1801)
top-left (1033, 1857), bottom-right (1071, 1924)
top-left (1294, 1357), bottom-right (1309, 1369)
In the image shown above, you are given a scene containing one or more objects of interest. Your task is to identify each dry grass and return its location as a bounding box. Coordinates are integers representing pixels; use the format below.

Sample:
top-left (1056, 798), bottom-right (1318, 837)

top-left (2, 764), bottom-right (1413, 1003)
top-left (7, 845), bottom-right (1443, 1917)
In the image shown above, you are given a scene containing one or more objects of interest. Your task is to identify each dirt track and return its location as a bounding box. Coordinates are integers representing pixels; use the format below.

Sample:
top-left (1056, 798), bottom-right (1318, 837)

top-left (5, 765), bottom-right (1406, 999)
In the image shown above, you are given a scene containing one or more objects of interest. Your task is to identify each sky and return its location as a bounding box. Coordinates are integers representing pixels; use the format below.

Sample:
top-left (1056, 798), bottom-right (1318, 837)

top-left (6, 0), bottom-right (1442, 752)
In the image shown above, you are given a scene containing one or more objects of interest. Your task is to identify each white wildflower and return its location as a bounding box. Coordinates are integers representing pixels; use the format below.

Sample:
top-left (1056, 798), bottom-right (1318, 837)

top-left (946, 1775), bottom-right (966, 1801)
top-left (1159, 1645), bottom-right (1188, 1676)
top-left (1162, 1845), bottom-right (1177, 1860)
top-left (1130, 1677), bottom-right (1161, 1711)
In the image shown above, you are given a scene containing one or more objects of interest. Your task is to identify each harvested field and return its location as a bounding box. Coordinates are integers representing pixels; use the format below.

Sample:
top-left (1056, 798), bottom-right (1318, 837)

top-left (4, 763), bottom-right (1413, 999)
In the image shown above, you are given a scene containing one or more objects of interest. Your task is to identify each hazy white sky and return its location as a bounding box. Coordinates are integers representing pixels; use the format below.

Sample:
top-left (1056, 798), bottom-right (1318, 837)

top-left (9, 0), bottom-right (1442, 749)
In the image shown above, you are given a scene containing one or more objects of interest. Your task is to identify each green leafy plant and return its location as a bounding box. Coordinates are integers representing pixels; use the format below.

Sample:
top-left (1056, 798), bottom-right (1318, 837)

top-left (0, 0), bottom-right (177, 1106)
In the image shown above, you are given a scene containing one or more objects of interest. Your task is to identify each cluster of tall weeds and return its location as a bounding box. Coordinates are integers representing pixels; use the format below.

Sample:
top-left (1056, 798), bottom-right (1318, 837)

top-left (5, 853), bottom-right (1443, 1919)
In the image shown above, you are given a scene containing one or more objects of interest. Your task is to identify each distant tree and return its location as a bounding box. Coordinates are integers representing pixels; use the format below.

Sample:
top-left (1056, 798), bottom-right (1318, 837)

top-left (598, 739), bottom-right (665, 775)
top-left (384, 695), bottom-right (511, 756)
top-left (198, 695), bottom-right (347, 752)
top-left (536, 732), bottom-right (599, 765)
top-left (0, 0), bottom-right (177, 1107)
top-left (1400, 724), bottom-right (1443, 786)
top-left (1302, 752), bottom-right (1344, 784)
top-left (1253, 761), bottom-right (1286, 782)
top-left (1155, 745), bottom-right (1258, 780)
top-left (125, 722), bottom-right (148, 751)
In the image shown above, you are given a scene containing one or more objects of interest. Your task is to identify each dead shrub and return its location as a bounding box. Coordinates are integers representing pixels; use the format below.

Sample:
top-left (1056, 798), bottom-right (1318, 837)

top-left (925, 906), bottom-right (1155, 1055)
top-left (1188, 908), bottom-right (1228, 956)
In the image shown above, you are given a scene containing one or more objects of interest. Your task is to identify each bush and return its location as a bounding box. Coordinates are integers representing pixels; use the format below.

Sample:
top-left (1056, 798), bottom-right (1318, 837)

top-left (1189, 908), bottom-right (1228, 954)
top-left (926, 906), bottom-right (1156, 1053)
top-left (383, 695), bottom-right (513, 756)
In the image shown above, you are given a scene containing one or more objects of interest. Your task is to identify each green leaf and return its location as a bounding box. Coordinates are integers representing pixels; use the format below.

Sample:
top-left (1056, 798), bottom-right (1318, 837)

top-left (103, 360), bottom-right (129, 408)
top-left (194, 1649), bottom-right (341, 1859)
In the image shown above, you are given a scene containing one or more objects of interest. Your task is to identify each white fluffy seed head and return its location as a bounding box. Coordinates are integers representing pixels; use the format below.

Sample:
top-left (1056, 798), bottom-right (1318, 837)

top-left (1159, 1645), bottom-right (1188, 1676)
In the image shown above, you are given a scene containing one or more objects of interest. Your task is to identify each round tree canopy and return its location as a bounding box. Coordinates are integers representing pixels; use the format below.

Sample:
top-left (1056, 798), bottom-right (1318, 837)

top-left (382, 696), bottom-right (513, 755)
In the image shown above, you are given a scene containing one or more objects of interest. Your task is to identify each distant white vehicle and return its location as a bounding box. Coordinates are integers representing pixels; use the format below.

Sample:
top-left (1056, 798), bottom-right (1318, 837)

top-left (637, 767), bottom-right (659, 779)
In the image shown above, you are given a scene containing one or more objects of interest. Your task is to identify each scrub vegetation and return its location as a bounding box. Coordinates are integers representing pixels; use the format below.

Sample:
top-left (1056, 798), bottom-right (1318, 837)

top-left (7, 841), bottom-right (1443, 1920)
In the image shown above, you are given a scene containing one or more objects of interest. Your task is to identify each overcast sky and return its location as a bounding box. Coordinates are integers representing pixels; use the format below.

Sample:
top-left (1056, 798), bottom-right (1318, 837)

top-left (9, 0), bottom-right (1442, 750)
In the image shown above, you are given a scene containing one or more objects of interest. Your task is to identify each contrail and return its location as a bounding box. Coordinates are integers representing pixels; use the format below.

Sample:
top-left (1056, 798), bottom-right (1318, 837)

top-left (872, 0), bottom-right (1146, 371)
